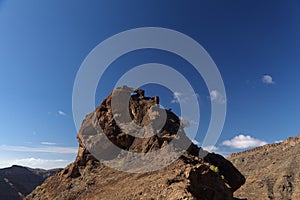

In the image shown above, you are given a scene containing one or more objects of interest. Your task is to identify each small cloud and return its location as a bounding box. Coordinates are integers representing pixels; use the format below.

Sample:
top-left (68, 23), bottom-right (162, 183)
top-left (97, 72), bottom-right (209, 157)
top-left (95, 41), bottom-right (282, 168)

top-left (203, 145), bottom-right (218, 152)
top-left (171, 92), bottom-right (184, 103)
top-left (262, 75), bottom-right (275, 84)
top-left (275, 140), bottom-right (283, 143)
top-left (209, 90), bottom-right (226, 104)
top-left (41, 142), bottom-right (57, 145)
top-left (58, 110), bottom-right (66, 116)
top-left (222, 135), bottom-right (267, 149)
top-left (171, 92), bottom-right (199, 104)
top-left (192, 139), bottom-right (200, 146)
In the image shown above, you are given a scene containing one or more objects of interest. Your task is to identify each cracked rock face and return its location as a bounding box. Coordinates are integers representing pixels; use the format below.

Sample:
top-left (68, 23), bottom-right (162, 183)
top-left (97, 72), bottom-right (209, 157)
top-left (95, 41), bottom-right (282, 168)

top-left (26, 86), bottom-right (246, 200)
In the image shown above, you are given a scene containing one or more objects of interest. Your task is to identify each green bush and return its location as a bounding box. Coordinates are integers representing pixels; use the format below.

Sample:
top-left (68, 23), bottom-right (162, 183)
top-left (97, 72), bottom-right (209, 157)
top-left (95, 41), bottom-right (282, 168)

top-left (209, 165), bottom-right (219, 173)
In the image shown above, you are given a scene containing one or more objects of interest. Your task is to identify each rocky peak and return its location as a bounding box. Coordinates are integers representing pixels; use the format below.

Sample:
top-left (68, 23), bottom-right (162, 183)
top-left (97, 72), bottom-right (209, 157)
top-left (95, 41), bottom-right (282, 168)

top-left (27, 86), bottom-right (246, 200)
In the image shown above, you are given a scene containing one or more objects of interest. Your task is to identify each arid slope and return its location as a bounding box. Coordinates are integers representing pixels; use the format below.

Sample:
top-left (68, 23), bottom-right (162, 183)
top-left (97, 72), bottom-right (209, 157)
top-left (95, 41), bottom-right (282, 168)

top-left (228, 134), bottom-right (300, 200)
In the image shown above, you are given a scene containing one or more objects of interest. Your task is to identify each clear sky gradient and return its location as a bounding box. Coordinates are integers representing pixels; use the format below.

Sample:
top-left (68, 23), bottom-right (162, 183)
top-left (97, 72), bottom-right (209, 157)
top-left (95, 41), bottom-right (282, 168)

top-left (0, 0), bottom-right (300, 169)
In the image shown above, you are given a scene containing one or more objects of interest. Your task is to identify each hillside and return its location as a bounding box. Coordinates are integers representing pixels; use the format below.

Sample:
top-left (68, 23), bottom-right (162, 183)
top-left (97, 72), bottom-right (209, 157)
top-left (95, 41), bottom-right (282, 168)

top-left (26, 86), bottom-right (246, 200)
top-left (228, 134), bottom-right (300, 200)
top-left (0, 165), bottom-right (60, 200)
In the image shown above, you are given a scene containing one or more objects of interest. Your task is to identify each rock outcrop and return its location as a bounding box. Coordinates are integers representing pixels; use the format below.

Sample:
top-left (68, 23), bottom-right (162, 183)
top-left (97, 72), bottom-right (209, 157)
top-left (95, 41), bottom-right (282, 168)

top-left (228, 134), bottom-right (300, 200)
top-left (27, 86), bottom-right (245, 200)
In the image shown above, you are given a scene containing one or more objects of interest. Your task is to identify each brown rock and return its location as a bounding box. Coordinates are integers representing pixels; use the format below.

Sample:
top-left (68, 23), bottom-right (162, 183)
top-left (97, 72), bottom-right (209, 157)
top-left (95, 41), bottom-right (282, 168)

top-left (204, 153), bottom-right (246, 192)
top-left (26, 86), bottom-right (245, 200)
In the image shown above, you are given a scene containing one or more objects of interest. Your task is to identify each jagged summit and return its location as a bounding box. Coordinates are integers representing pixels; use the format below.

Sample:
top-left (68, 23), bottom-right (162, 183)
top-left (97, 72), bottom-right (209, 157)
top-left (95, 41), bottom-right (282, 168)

top-left (26, 86), bottom-right (246, 200)
top-left (228, 134), bottom-right (300, 199)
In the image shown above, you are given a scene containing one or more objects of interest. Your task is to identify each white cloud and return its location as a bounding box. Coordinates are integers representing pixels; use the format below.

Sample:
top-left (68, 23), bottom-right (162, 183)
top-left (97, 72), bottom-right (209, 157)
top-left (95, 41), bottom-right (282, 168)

top-left (0, 145), bottom-right (77, 154)
top-left (191, 140), bottom-right (219, 153)
top-left (171, 92), bottom-right (199, 104)
top-left (58, 110), bottom-right (66, 116)
top-left (192, 139), bottom-right (200, 146)
top-left (203, 145), bottom-right (219, 152)
top-left (41, 142), bottom-right (57, 145)
top-left (209, 90), bottom-right (226, 104)
top-left (222, 135), bottom-right (267, 149)
top-left (171, 92), bottom-right (184, 103)
top-left (0, 158), bottom-right (69, 169)
top-left (190, 140), bottom-right (225, 155)
top-left (275, 140), bottom-right (283, 143)
top-left (262, 75), bottom-right (275, 84)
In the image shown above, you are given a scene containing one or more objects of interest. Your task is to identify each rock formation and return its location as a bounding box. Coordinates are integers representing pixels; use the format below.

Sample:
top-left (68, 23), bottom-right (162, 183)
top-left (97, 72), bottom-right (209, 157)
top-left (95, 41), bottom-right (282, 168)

top-left (26, 86), bottom-right (246, 200)
top-left (228, 134), bottom-right (300, 200)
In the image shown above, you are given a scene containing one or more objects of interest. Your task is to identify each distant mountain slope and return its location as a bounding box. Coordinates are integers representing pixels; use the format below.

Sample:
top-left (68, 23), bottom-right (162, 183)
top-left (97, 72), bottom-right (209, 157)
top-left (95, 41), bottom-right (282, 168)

top-left (0, 165), bottom-right (61, 200)
top-left (228, 134), bottom-right (300, 200)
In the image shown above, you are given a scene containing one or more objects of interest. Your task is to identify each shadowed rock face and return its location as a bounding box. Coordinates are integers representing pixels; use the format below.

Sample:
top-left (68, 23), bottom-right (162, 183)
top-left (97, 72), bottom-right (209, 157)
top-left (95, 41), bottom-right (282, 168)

top-left (26, 86), bottom-right (246, 200)
top-left (0, 165), bottom-right (60, 200)
top-left (228, 134), bottom-right (300, 200)
top-left (204, 153), bottom-right (245, 192)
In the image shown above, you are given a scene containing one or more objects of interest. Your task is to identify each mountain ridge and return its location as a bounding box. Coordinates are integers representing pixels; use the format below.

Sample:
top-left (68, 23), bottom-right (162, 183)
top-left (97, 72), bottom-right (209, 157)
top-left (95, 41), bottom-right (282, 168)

top-left (0, 165), bottom-right (61, 200)
top-left (228, 133), bottom-right (300, 199)
top-left (229, 133), bottom-right (300, 158)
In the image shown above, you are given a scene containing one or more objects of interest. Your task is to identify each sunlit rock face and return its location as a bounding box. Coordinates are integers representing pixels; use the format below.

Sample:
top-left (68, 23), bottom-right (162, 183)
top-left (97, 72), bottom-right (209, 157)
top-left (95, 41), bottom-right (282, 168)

top-left (228, 134), bottom-right (300, 200)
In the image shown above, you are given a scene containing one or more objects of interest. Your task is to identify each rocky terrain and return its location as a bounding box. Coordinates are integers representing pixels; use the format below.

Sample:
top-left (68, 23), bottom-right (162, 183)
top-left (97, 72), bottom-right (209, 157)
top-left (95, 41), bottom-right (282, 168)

top-left (228, 134), bottom-right (300, 200)
top-left (0, 165), bottom-right (60, 200)
top-left (26, 86), bottom-right (246, 200)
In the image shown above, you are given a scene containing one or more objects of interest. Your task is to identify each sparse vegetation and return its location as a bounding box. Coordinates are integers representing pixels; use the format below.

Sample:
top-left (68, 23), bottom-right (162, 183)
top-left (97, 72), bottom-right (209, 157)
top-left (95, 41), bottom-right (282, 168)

top-left (209, 165), bottom-right (226, 180)
top-left (209, 165), bottom-right (219, 173)
top-left (32, 185), bottom-right (45, 197)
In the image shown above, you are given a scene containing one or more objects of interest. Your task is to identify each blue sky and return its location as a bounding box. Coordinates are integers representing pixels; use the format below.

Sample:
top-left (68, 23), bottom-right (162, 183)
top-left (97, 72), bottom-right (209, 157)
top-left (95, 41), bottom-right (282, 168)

top-left (0, 0), bottom-right (300, 169)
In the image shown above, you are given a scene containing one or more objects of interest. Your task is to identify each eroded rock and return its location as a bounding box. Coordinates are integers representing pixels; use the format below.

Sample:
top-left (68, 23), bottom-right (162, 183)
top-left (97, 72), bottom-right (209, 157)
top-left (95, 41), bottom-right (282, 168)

top-left (26, 86), bottom-right (246, 200)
